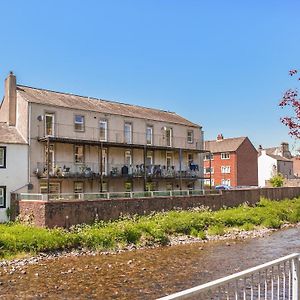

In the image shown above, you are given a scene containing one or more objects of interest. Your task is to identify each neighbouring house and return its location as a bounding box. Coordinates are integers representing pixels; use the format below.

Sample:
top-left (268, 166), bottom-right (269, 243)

top-left (0, 72), bottom-right (205, 198)
top-left (0, 74), bottom-right (28, 222)
top-left (203, 134), bottom-right (258, 187)
top-left (258, 143), bottom-right (294, 187)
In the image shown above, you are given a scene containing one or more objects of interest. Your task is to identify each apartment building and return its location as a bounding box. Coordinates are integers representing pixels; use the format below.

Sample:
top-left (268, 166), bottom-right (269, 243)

top-left (204, 134), bottom-right (258, 187)
top-left (0, 72), bottom-right (205, 196)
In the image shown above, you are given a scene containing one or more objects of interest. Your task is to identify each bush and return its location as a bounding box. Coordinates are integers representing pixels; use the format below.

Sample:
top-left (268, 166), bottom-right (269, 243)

top-left (269, 173), bottom-right (284, 187)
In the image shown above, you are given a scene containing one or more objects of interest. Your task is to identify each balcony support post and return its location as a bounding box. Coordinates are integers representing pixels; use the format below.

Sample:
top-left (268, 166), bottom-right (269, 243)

top-left (143, 145), bottom-right (147, 191)
top-left (46, 137), bottom-right (50, 197)
top-left (100, 143), bottom-right (103, 192)
top-left (179, 148), bottom-right (182, 190)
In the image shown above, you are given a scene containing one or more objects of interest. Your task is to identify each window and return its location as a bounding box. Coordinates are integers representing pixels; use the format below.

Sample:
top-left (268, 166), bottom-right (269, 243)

top-left (204, 179), bottom-right (214, 186)
top-left (221, 166), bottom-right (231, 174)
top-left (221, 152), bottom-right (230, 160)
top-left (74, 115), bottom-right (85, 131)
top-left (100, 149), bottom-right (107, 175)
top-left (74, 181), bottom-right (84, 193)
top-left (45, 113), bottom-right (55, 136)
top-left (0, 147), bottom-right (6, 168)
top-left (125, 181), bottom-right (132, 192)
top-left (204, 167), bottom-right (214, 174)
top-left (146, 182), bottom-right (158, 191)
top-left (165, 128), bottom-right (172, 147)
top-left (99, 120), bottom-right (107, 141)
top-left (74, 145), bottom-right (84, 163)
top-left (187, 130), bottom-right (194, 144)
top-left (204, 153), bottom-right (214, 161)
top-left (166, 152), bottom-right (173, 168)
top-left (0, 186), bottom-right (6, 208)
top-left (125, 150), bottom-right (132, 166)
top-left (100, 181), bottom-right (108, 192)
top-left (146, 126), bottom-right (153, 145)
top-left (40, 182), bottom-right (60, 194)
top-left (146, 151), bottom-right (153, 166)
top-left (44, 144), bottom-right (55, 174)
top-left (221, 179), bottom-right (231, 186)
top-left (166, 182), bottom-right (173, 191)
top-left (124, 123), bottom-right (132, 144)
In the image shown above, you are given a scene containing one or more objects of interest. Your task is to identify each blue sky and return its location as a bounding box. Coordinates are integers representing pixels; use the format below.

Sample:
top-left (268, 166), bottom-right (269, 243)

top-left (0, 0), bottom-right (300, 151)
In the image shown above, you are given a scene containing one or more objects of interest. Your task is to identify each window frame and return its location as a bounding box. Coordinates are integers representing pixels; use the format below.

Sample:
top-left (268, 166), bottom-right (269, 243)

top-left (124, 122), bottom-right (132, 144)
top-left (0, 186), bottom-right (6, 208)
top-left (74, 145), bottom-right (84, 164)
top-left (40, 182), bottom-right (61, 194)
top-left (187, 130), bottom-right (194, 144)
top-left (221, 166), bottom-right (231, 174)
top-left (99, 120), bottom-right (108, 142)
top-left (0, 146), bottom-right (6, 168)
top-left (204, 167), bottom-right (214, 174)
top-left (45, 113), bottom-right (55, 137)
top-left (204, 153), bottom-right (214, 161)
top-left (124, 150), bottom-right (132, 166)
top-left (221, 152), bottom-right (230, 160)
top-left (221, 179), bottom-right (231, 186)
top-left (146, 125), bottom-right (153, 145)
top-left (165, 127), bottom-right (173, 147)
top-left (74, 115), bottom-right (85, 132)
top-left (74, 181), bottom-right (84, 194)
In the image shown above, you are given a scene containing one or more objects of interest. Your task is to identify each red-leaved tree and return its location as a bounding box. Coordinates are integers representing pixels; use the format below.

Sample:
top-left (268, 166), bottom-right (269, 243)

top-left (279, 69), bottom-right (300, 138)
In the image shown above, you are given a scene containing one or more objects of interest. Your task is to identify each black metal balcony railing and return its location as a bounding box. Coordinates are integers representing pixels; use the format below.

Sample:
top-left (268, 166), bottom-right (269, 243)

top-left (35, 162), bottom-right (202, 179)
top-left (37, 123), bottom-right (203, 150)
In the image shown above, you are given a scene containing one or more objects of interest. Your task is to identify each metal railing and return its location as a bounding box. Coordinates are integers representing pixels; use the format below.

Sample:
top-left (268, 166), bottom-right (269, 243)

top-left (158, 253), bottom-right (300, 300)
top-left (37, 123), bottom-right (203, 150)
top-left (19, 189), bottom-right (221, 201)
top-left (35, 162), bottom-right (202, 179)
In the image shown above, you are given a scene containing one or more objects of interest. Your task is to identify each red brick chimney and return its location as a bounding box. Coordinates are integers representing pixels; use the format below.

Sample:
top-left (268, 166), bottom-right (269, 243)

top-left (216, 133), bottom-right (224, 141)
top-left (5, 71), bottom-right (17, 126)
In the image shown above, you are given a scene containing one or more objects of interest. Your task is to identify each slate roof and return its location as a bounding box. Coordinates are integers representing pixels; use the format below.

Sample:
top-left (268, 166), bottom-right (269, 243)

top-left (267, 154), bottom-right (292, 162)
top-left (0, 123), bottom-right (27, 144)
top-left (204, 137), bottom-right (247, 153)
top-left (16, 85), bottom-right (200, 128)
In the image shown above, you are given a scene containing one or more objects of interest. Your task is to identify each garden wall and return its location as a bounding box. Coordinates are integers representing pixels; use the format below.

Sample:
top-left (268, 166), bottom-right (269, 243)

top-left (18, 187), bottom-right (300, 228)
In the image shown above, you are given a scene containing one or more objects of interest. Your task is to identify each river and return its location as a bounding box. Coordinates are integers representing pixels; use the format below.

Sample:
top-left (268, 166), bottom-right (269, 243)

top-left (1, 226), bottom-right (300, 299)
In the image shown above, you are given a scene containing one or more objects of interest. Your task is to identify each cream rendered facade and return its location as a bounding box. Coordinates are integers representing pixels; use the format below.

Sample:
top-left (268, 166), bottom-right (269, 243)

top-left (1, 73), bottom-right (204, 196)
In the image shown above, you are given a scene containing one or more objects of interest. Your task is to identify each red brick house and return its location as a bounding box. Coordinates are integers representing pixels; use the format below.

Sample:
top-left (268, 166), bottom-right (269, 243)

top-left (204, 134), bottom-right (258, 187)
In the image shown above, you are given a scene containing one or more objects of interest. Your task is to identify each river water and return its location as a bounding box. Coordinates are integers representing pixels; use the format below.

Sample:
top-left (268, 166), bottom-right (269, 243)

top-left (1, 226), bottom-right (300, 299)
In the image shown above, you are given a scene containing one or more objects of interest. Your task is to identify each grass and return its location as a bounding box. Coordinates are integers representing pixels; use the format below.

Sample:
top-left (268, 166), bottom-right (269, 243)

top-left (1, 197), bottom-right (300, 259)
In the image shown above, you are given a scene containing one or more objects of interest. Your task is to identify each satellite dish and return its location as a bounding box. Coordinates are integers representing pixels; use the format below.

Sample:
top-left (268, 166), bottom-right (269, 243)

top-left (37, 115), bottom-right (44, 121)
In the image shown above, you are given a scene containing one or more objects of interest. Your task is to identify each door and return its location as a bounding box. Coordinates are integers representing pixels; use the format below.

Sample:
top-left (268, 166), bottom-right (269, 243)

top-left (45, 114), bottom-right (55, 136)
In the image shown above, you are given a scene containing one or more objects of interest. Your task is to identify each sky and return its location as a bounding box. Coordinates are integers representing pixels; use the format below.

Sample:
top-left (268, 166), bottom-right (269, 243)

top-left (0, 0), bottom-right (300, 151)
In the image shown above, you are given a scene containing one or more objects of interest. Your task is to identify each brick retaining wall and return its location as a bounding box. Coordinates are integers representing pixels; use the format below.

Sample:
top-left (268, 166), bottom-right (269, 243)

top-left (18, 187), bottom-right (300, 228)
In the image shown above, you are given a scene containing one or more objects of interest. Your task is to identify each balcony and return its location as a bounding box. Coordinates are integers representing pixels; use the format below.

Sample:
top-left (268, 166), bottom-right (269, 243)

top-left (37, 123), bottom-right (203, 151)
top-left (35, 162), bottom-right (203, 180)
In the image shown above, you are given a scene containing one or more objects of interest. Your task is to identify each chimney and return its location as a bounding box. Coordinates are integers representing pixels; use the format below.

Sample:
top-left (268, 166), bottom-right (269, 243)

top-left (216, 133), bottom-right (224, 141)
top-left (4, 71), bottom-right (17, 126)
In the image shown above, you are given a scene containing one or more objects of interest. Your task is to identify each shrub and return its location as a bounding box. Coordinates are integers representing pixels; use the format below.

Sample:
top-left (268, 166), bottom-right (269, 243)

top-left (269, 173), bottom-right (284, 187)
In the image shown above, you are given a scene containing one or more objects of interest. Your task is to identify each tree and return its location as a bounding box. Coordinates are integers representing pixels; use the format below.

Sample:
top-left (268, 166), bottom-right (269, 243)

top-left (269, 173), bottom-right (284, 188)
top-left (279, 69), bottom-right (300, 138)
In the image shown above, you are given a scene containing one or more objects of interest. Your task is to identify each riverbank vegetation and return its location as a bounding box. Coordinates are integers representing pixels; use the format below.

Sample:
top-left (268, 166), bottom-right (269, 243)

top-left (1, 197), bottom-right (300, 259)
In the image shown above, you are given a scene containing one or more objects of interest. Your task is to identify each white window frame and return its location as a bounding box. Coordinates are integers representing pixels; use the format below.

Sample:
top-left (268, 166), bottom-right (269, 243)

top-left (166, 128), bottom-right (173, 147)
top-left (99, 120), bottom-right (108, 142)
top-left (125, 150), bottom-right (132, 166)
top-left (0, 186), bottom-right (6, 208)
top-left (74, 145), bottom-right (84, 164)
top-left (221, 152), bottom-right (230, 160)
top-left (187, 130), bottom-right (194, 144)
top-left (124, 123), bottom-right (132, 144)
top-left (204, 179), bottom-right (214, 186)
top-left (146, 126), bottom-right (153, 145)
top-left (74, 115), bottom-right (85, 132)
top-left (45, 113), bottom-right (55, 137)
top-left (221, 179), bottom-right (231, 186)
top-left (221, 166), bottom-right (231, 174)
top-left (204, 167), bottom-right (214, 174)
top-left (0, 147), bottom-right (6, 168)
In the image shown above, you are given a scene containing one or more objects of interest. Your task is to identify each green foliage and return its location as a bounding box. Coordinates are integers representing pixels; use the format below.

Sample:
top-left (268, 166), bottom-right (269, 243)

top-left (2, 197), bottom-right (300, 259)
top-left (269, 173), bottom-right (284, 187)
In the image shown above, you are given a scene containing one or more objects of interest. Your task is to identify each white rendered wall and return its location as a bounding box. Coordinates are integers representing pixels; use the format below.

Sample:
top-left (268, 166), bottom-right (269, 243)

top-left (0, 144), bottom-right (28, 222)
top-left (258, 153), bottom-right (276, 187)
